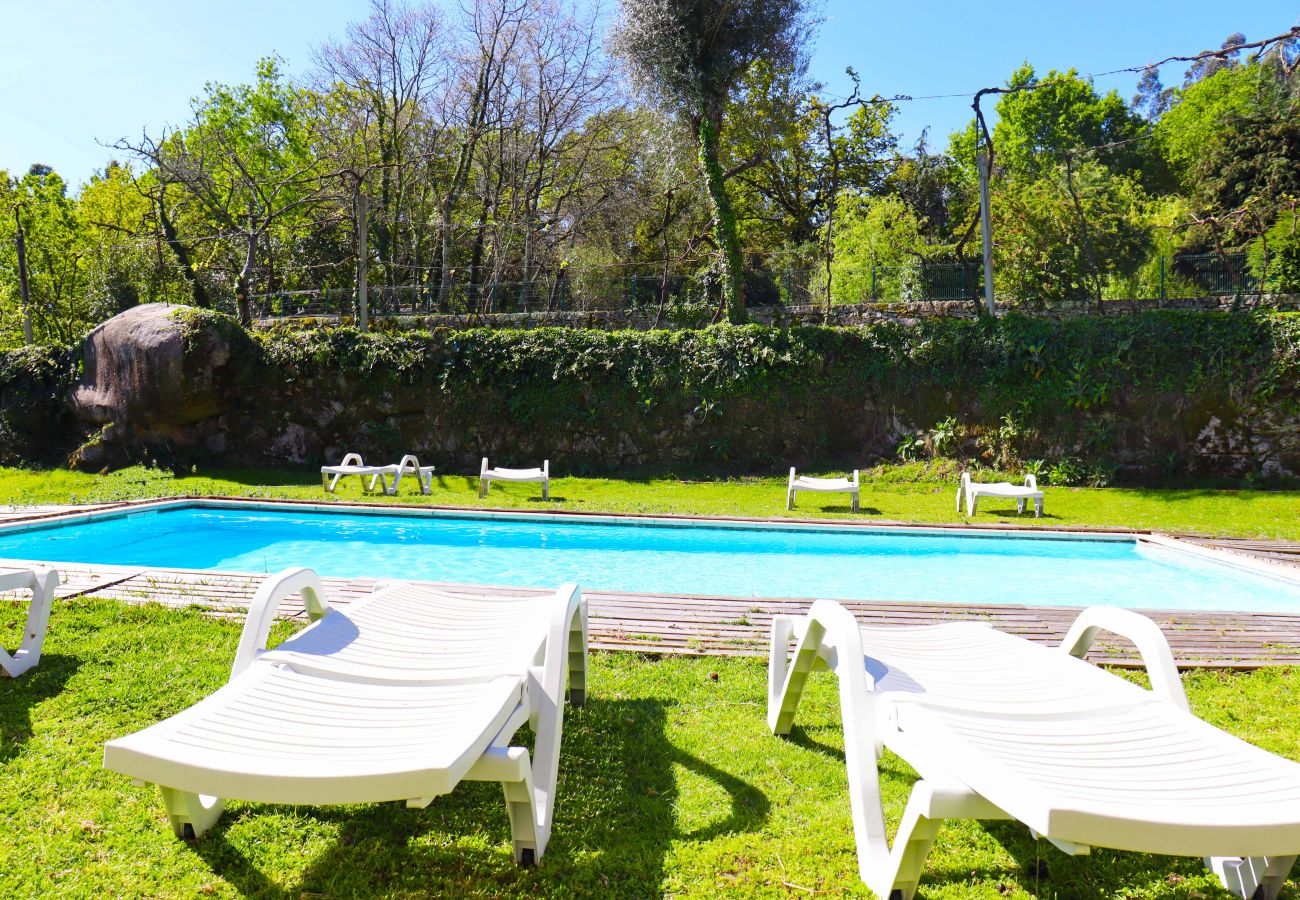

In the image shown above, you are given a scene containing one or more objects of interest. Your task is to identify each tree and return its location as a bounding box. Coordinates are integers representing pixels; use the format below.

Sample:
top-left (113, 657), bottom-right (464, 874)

top-left (992, 162), bottom-right (1150, 306)
top-left (117, 59), bottom-right (327, 323)
top-left (0, 165), bottom-right (94, 345)
top-left (314, 0), bottom-right (450, 294)
top-left (959, 65), bottom-right (1149, 182)
top-left (614, 0), bottom-right (813, 323)
top-left (829, 194), bottom-right (924, 302)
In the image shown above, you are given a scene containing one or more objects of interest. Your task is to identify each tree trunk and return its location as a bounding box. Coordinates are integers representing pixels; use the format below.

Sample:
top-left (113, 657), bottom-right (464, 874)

top-left (236, 225), bottom-right (256, 326)
top-left (156, 197), bottom-right (211, 309)
top-left (696, 114), bottom-right (746, 324)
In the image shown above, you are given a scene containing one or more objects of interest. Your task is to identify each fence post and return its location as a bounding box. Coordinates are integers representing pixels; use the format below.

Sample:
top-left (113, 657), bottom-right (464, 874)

top-left (870, 266), bottom-right (877, 302)
top-left (1159, 255), bottom-right (1166, 305)
top-left (630, 275), bottom-right (638, 309)
top-left (784, 270), bottom-right (792, 304)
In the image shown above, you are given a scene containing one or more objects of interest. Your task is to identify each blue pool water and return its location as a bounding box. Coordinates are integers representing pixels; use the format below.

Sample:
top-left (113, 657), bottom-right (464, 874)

top-left (1, 504), bottom-right (1298, 612)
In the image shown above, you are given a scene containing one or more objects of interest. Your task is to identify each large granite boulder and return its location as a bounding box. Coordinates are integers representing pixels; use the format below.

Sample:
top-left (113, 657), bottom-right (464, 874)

top-left (67, 303), bottom-right (253, 468)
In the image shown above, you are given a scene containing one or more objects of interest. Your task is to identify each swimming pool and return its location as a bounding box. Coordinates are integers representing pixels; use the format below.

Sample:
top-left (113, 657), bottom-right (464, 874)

top-left (1, 502), bottom-right (1297, 613)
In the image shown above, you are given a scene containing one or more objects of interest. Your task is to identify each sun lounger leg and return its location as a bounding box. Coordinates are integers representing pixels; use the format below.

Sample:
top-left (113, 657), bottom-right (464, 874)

top-left (479, 477), bottom-right (489, 498)
top-left (542, 481), bottom-right (549, 501)
top-left (873, 794), bottom-right (942, 900)
top-left (463, 746), bottom-right (548, 864)
top-left (502, 761), bottom-right (542, 865)
top-left (767, 615), bottom-right (822, 735)
top-left (1207, 855), bottom-right (1297, 900)
top-left (1035, 498), bottom-right (1043, 518)
top-left (567, 603), bottom-right (588, 707)
top-left (159, 787), bottom-right (226, 839)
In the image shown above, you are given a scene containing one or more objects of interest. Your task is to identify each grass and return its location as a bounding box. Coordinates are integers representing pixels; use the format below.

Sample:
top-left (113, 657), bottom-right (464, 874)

top-left (2, 464), bottom-right (1299, 540)
top-left (2, 598), bottom-right (1298, 898)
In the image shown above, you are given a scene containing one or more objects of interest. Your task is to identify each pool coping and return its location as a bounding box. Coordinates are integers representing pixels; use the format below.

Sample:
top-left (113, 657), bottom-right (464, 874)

top-left (0, 494), bottom-right (1298, 599)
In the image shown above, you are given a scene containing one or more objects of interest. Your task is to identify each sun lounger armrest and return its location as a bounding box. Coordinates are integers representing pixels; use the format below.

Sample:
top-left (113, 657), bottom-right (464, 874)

top-left (231, 567), bottom-right (330, 680)
top-left (0, 568), bottom-right (60, 678)
top-left (534, 584), bottom-right (584, 717)
top-left (1060, 606), bottom-right (1188, 710)
top-left (1024, 473), bottom-right (1037, 490)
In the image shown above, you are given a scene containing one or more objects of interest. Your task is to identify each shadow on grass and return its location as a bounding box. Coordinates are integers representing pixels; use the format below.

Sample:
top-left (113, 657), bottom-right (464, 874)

top-left (784, 726), bottom-right (1233, 898)
top-left (969, 505), bottom-right (1059, 521)
top-left (190, 698), bottom-right (769, 897)
top-left (189, 468), bottom-right (321, 489)
top-left (794, 504), bottom-right (883, 515)
top-left (0, 654), bottom-right (80, 763)
top-left (978, 819), bottom-right (1229, 898)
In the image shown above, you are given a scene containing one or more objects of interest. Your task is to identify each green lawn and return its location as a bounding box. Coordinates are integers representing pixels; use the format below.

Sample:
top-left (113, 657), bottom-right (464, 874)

top-left (2, 598), bottom-right (1298, 898)
top-left (2, 464), bottom-right (1299, 540)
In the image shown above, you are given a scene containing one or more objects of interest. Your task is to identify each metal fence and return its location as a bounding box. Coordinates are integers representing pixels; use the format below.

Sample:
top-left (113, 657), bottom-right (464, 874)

top-left (244, 253), bottom-right (1273, 320)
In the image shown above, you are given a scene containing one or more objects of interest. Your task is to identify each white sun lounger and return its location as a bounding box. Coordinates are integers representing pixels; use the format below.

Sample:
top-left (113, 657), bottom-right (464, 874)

top-left (787, 468), bottom-right (860, 512)
top-left (480, 458), bottom-right (550, 501)
top-left (957, 471), bottom-right (1043, 517)
top-left (104, 568), bottom-right (587, 865)
top-left (0, 568), bottom-right (60, 678)
top-left (321, 453), bottom-right (435, 496)
top-left (768, 601), bottom-right (1300, 900)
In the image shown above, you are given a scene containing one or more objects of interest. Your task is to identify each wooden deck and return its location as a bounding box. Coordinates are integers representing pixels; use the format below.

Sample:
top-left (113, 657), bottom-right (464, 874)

top-left (4, 560), bottom-right (1299, 670)
top-left (1183, 536), bottom-right (1300, 571)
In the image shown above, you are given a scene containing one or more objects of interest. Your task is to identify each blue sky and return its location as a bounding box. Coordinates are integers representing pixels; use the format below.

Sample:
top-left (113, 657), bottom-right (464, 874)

top-left (1, 0), bottom-right (1296, 188)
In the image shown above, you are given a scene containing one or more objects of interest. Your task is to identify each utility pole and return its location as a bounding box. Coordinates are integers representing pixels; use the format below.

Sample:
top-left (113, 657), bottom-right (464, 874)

top-left (355, 189), bottom-right (369, 332)
top-left (13, 206), bottom-right (32, 343)
top-left (976, 152), bottom-right (996, 316)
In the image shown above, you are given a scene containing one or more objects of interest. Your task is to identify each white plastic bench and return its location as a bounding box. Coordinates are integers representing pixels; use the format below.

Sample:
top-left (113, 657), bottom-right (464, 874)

top-left (480, 458), bottom-right (550, 501)
top-left (104, 568), bottom-right (587, 866)
top-left (957, 471), bottom-right (1043, 517)
top-left (787, 467), bottom-right (860, 513)
top-left (321, 453), bottom-right (435, 496)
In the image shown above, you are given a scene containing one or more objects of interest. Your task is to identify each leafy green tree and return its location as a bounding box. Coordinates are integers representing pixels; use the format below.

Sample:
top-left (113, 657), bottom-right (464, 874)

top-left (118, 58), bottom-right (326, 322)
top-left (992, 162), bottom-right (1151, 306)
top-left (723, 63), bottom-right (894, 251)
top-left (1252, 206), bottom-right (1300, 292)
top-left (0, 166), bottom-right (94, 345)
top-left (1153, 60), bottom-right (1283, 189)
top-left (615, 0), bottom-right (814, 323)
top-left (829, 194), bottom-right (925, 301)
top-left (954, 65), bottom-right (1149, 181)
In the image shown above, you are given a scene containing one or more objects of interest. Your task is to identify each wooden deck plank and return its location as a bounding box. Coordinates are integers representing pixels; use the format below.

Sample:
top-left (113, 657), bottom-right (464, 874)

top-left (1, 562), bottom-right (1285, 671)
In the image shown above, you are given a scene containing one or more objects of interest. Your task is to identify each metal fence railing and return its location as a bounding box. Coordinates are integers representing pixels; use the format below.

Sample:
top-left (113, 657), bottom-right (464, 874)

top-left (242, 253), bottom-right (1279, 321)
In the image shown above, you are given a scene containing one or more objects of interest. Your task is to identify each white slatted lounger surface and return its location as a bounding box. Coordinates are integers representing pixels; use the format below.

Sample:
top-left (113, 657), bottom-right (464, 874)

top-left (769, 602), bottom-right (1300, 900)
top-left (105, 571), bottom-right (586, 865)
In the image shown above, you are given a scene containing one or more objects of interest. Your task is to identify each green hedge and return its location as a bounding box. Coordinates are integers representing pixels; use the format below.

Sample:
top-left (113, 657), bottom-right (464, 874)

top-left (255, 310), bottom-right (1299, 422)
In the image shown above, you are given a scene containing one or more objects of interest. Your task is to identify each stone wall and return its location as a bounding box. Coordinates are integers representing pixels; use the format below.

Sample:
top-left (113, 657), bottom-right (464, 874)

top-left (4, 306), bottom-right (1297, 483)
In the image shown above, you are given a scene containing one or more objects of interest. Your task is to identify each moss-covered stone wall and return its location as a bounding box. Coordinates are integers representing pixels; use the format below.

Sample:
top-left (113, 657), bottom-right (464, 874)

top-left (5, 310), bottom-right (1298, 481)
